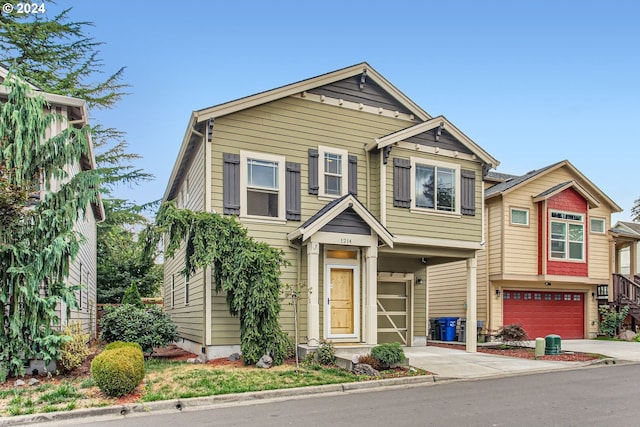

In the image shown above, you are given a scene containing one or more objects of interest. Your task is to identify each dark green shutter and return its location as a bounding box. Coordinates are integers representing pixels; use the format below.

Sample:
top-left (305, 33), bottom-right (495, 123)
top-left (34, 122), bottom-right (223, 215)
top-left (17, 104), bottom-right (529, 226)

top-left (223, 153), bottom-right (240, 215)
top-left (286, 162), bottom-right (301, 221)
top-left (308, 149), bottom-right (319, 195)
top-left (461, 169), bottom-right (476, 216)
top-left (348, 155), bottom-right (358, 195)
top-left (393, 157), bottom-right (411, 208)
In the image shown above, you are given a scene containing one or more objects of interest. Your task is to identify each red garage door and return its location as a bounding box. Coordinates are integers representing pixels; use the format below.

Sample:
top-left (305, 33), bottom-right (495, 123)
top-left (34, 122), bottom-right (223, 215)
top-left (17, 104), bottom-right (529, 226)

top-left (503, 290), bottom-right (584, 339)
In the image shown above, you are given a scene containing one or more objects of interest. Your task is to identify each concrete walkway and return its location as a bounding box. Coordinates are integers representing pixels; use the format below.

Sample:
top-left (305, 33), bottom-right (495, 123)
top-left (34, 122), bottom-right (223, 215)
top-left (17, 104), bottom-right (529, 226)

top-left (553, 339), bottom-right (640, 361)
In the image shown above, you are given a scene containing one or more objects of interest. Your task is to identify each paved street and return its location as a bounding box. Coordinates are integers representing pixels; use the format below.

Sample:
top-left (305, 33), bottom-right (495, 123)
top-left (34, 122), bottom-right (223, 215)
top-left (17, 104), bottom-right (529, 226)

top-left (47, 363), bottom-right (640, 427)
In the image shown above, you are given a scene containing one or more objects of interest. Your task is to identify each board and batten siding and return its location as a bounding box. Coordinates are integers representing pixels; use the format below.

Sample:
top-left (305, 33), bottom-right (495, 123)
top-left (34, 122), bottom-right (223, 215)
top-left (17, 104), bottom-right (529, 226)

top-left (487, 201), bottom-right (503, 276)
top-left (164, 139), bottom-right (206, 344)
top-left (587, 205), bottom-right (612, 281)
top-left (208, 96), bottom-right (413, 342)
top-left (384, 149), bottom-right (484, 242)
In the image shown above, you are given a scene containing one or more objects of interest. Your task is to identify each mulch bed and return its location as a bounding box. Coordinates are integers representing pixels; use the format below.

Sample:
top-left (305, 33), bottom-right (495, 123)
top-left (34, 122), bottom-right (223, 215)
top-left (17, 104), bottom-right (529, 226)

top-left (428, 342), bottom-right (601, 362)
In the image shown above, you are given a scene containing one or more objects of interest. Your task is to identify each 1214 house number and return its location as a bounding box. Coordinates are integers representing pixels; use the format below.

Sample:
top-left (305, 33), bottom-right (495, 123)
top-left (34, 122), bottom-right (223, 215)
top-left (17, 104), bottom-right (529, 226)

top-left (340, 238), bottom-right (352, 244)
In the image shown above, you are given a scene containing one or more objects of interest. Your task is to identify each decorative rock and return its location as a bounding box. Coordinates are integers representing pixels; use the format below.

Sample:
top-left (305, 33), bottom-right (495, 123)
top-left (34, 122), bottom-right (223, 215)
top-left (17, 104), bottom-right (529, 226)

top-left (186, 357), bottom-right (203, 364)
top-left (618, 330), bottom-right (636, 341)
top-left (228, 353), bottom-right (241, 362)
top-left (256, 354), bottom-right (273, 369)
top-left (351, 354), bottom-right (361, 364)
top-left (353, 363), bottom-right (380, 377)
top-left (14, 379), bottom-right (25, 387)
top-left (27, 378), bottom-right (40, 386)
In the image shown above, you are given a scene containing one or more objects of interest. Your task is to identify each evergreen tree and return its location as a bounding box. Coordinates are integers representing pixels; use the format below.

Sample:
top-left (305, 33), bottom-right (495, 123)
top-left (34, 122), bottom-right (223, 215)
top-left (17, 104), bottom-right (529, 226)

top-left (121, 283), bottom-right (144, 308)
top-left (632, 197), bottom-right (640, 223)
top-left (0, 72), bottom-right (100, 380)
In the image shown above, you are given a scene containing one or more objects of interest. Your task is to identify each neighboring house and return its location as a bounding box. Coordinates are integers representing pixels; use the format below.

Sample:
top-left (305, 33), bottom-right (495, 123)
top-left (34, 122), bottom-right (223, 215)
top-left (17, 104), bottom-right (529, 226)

top-left (429, 160), bottom-right (621, 340)
top-left (610, 221), bottom-right (640, 329)
top-left (0, 65), bottom-right (104, 338)
top-left (162, 63), bottom-right (499, 359)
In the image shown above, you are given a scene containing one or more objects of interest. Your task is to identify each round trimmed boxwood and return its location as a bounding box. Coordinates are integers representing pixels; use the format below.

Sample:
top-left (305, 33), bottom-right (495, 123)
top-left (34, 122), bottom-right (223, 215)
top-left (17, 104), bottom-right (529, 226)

top-left (104, 341), bottom-right (143, 352)
top-left (91, 347), bottom-right (145, 397)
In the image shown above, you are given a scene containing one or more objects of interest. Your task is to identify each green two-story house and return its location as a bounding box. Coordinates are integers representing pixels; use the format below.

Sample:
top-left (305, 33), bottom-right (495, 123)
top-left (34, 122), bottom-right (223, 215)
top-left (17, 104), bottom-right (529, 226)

top-left (162, 63), bottom-right (499, 359)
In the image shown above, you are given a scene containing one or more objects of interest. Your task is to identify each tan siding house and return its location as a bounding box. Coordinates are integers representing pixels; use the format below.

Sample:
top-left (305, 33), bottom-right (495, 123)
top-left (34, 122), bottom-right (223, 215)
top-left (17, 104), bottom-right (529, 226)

top-left (429, 160), bottom-right (621, 341)
top-left (162, 63), bottom-right (499, 359)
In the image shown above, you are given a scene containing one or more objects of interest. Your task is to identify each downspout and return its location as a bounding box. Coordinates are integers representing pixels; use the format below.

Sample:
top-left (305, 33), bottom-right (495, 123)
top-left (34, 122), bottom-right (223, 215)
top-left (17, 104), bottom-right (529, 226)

top-left (203, 119), bottom-right (213, 360)
top-left (364, 145), bottom-right (370, 207)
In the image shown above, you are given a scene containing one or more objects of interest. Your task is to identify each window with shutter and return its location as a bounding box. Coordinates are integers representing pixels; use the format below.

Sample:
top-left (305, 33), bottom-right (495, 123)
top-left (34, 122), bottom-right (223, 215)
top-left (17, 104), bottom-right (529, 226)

top-left (409, 157), bottom-right (461, 214)
top-left (308, 149), bottom-right (319, 195)
top-left (240, 151), bottom-right (286, 221)
top-left (348, 155), bottom-right (358, 195)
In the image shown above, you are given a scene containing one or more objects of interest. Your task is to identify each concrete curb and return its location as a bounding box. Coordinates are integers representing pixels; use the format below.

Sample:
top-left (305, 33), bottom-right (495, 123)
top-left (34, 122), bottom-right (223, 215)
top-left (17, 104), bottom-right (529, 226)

top-left (0, 375), bottom-right (445, 426)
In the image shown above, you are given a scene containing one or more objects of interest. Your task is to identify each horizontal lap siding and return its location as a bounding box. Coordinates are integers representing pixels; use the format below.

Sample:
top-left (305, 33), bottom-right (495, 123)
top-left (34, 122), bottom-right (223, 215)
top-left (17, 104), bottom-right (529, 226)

top-left (67, 202), bottom-right (98, 337)
top-left (209, 97), bottom-right (411, 344)
top-left (385, 151), bottom-right (483, 241)
top-left (164, 141), bottom-right (205, 344)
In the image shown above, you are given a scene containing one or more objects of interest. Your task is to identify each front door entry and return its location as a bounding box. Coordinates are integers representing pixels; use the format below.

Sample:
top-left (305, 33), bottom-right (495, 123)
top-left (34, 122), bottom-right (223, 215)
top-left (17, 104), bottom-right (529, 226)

top-left (326, 266), bottom-right (358, 339)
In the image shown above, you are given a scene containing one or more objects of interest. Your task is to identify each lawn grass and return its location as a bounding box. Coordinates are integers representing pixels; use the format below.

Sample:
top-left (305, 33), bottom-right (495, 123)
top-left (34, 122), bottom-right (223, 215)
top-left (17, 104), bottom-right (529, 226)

top-left (0, 358), bottom-right (426, 417)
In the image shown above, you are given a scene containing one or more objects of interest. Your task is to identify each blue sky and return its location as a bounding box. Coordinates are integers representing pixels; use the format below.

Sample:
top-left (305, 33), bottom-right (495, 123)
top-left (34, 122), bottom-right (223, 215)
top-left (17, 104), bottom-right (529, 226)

top-left (50, 0), bottom-right (639, 222)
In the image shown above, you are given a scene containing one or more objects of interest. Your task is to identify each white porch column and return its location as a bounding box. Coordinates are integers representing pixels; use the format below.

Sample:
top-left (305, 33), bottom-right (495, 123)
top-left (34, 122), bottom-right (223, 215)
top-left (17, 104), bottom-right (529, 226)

top-left (466, 255), bottom-right (478, 353)
top-left (307, 242), bottom-right (320, 346)
top-left (364, 245), bottom-right (378, 345)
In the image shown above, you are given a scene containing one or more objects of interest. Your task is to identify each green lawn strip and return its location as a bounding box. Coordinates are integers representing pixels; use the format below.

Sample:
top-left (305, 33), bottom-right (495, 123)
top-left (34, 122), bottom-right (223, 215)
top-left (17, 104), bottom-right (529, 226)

top-left (0, 359), bottom-right (429, 416)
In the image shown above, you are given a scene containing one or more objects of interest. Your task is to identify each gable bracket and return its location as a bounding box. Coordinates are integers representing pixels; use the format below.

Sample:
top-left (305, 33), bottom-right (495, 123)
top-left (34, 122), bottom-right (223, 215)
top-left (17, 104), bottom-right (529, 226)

top-left (383, 145), bottom-right (393, 165)
top-left (482, 163), bottom-right (491, 179)
top-left (359, 69), bottom-right (368, 90)
top-left (435, 122), bottom-right (443, 142)
top-left (207, 118), bottom-right (214, 142)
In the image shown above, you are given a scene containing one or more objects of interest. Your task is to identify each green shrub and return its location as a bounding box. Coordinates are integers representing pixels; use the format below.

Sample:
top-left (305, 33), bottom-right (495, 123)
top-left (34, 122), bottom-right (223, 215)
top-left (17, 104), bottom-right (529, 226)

top-left (496, 324), bottom-right (529, 346)
top-left (634, 334), bottom-right (640, 343)
top-left (599, 306), bottom-right (629, 337)
top-left (91, 347), bottom-right (145, 397)
top-left (121, 283), bottom-right (144, 308)
top-left (57, 323), bottom-right (90, 373)
top-left (104, 341), bottom-right (143, 352)
top-left (357, 353), bottom-right (381, 370)
top-left (371, 343), bottom-right (405, 368)
top-left (99, 305), bottom-right (178, 354)
top-left (316, 340), bottom-right (336, 365)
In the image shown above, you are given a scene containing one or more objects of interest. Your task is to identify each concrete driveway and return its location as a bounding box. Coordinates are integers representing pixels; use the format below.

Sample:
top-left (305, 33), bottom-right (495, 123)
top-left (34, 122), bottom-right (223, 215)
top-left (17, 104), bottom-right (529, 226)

top-left (403, 339), bottom-right (640, 379)
top-left (559, 339), bottom-right (640, 361)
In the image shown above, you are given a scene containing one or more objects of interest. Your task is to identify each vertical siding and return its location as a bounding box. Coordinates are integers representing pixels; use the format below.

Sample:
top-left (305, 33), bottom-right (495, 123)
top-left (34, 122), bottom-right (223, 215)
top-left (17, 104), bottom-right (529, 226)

top-left (487, 200), bottom-right (503, 276)
top-left (588, 206), bottom-right (612, 280)
top-left (164, 139), bottom-right (206, 344)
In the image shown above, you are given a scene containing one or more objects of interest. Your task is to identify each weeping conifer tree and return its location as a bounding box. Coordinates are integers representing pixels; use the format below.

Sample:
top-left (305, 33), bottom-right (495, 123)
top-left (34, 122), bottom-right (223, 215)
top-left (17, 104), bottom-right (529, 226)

top-left (0, 71), bottom-right (100, 380)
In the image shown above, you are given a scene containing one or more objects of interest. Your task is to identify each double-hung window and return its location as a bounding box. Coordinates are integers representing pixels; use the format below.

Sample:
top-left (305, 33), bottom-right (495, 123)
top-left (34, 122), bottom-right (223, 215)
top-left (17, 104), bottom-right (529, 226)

top-left (411, 158), bottom-right (459, 213)
top-left (318, 146), bottom-right (348, 198)
top-left (550, 211), bottom-right (584, 261)
top-left (240, 151), bottom-right (286, 220)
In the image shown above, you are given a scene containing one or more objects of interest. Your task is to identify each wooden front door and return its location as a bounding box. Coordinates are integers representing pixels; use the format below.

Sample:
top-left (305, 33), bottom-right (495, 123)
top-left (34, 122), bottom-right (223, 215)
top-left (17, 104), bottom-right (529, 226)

top-left (329, 268), bottom-right (355, 336)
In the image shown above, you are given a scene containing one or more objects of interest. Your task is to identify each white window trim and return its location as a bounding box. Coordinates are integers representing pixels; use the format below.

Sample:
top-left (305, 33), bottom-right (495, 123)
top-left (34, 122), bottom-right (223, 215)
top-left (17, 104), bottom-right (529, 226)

top-left (318, 145), bottom-right (348, 199)
top-left (510, 207), bottom-right (530, 226)
top-left (239, 150), bottom-right (286, 222)
top-left (590, 217), bottom-right (606, 234)
top-left (410, 157), bottom-right (460, 215)
top-left (549, 209), bottom-right (585, 262)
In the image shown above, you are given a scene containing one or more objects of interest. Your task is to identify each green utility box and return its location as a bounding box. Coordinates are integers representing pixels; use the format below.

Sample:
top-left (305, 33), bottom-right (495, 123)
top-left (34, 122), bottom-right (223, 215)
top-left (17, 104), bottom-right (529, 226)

top-left (544, 334), bottom-right (562, 355)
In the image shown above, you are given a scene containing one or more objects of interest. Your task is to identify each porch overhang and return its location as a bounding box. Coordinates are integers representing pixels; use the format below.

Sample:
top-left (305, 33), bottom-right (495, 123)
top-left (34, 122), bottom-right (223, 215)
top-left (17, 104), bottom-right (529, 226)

top-left (287, 194), bottom-right (394, 248)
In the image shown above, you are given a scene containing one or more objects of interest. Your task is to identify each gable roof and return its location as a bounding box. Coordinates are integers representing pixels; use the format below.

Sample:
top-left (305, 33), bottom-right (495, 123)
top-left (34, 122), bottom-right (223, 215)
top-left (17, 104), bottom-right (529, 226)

top-left (164, 63), bottom-right (433, 201)
top-left (532, 181), bottom-right (600, 208)
top-left (613, 221), bottom-right (640, 236)
top-left (287, 194), bottom-right (394, 247)
top-left (485, 160), bottom-right (622, 212)
top-left (367, 115), bottom-right (499, 169)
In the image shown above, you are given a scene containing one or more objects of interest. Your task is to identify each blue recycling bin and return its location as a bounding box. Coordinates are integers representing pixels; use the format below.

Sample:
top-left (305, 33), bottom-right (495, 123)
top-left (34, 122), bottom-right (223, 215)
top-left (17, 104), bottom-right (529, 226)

top-left (438, 317), bottom-right (459, 341)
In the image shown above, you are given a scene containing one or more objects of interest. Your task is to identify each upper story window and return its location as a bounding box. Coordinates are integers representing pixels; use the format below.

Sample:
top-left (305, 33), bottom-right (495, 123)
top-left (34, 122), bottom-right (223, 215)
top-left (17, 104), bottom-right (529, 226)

top-left (510, 208), bottom-right (529, 226)
top-left (411, 158), bottom-right (459, 213)
top-left (590, 217), bottom-right (606, 234)
top-left (240, 151), bottom-right (286, 220)
top-left (550, 210), bottom-right (584, 261)
top-left (318, 146), bottom-right (348, 198)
